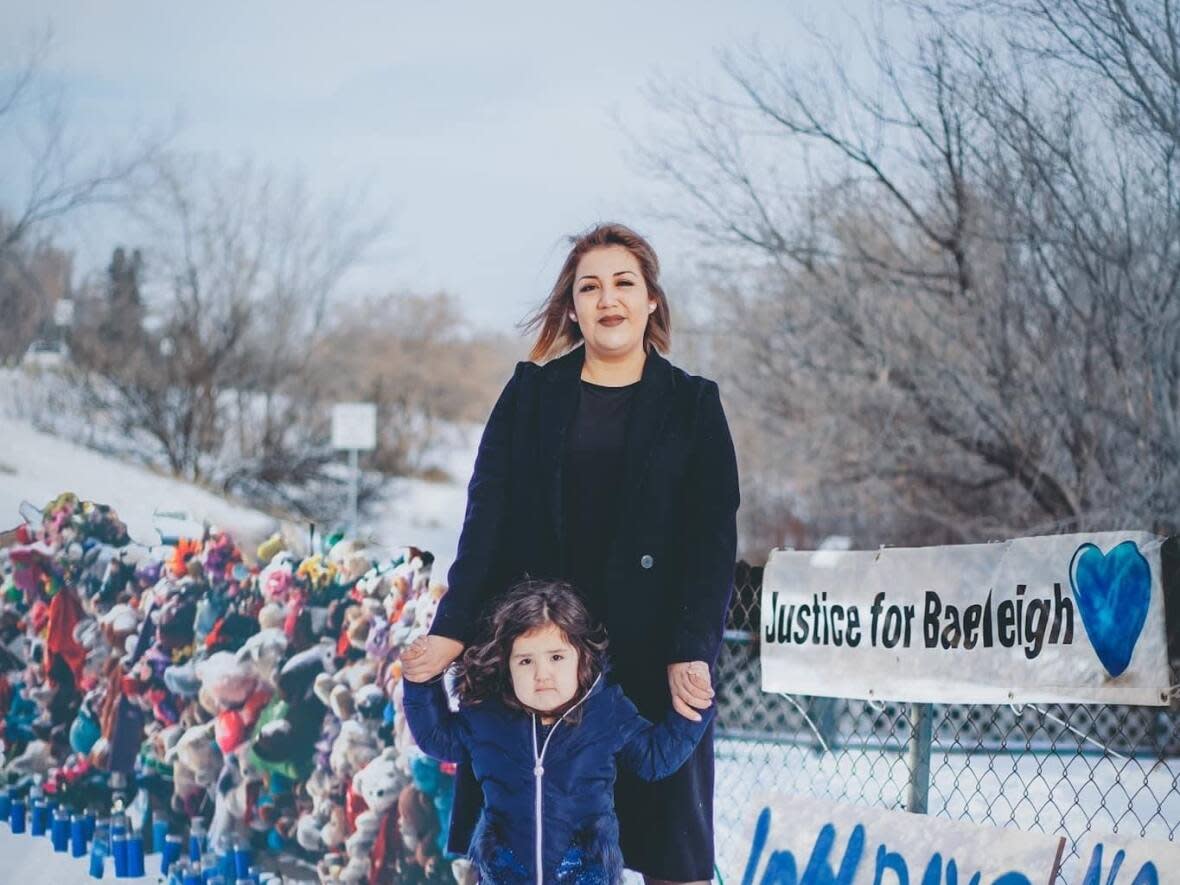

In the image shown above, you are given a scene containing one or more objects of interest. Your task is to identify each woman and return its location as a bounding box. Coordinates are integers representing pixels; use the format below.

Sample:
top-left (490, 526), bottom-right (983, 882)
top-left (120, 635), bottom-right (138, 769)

top-left (402, 222), bottom-right (739, 885)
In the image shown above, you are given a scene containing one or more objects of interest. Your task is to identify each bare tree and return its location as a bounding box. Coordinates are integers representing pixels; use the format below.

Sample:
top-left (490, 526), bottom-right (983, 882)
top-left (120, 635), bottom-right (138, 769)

top-left (0, 28), bottom-right (167, 365)
top-left (0, 28), bottom-right (166, 263)
top-left (0, 222), bottom-right (72, 364)
top-left (641, 1), bottom-right (1180, 547)
top-left (69, 156), bottom-right (387, 519)
top-left (313, 291), bottom-right (519, 477)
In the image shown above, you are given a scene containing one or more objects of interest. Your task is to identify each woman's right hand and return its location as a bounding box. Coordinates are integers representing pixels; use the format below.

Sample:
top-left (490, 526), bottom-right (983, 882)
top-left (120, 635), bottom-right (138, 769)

top-left (401, 634), bottom-right (465, 683)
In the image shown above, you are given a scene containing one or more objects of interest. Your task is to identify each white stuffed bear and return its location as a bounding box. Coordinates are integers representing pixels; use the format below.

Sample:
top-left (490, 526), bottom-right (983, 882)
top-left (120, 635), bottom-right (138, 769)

top-left (341, 748), bottom-right (406, 883)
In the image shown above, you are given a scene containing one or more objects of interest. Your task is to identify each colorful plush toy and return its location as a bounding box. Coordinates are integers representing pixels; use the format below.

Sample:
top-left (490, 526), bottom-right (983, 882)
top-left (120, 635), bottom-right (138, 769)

top-left (1, 494), bottom-right (459, 885)
top-left (165, 720), bottom-right (222, 814)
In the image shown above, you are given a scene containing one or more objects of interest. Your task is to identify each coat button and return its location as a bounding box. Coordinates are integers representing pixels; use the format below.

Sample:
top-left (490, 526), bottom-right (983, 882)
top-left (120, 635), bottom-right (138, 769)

top-left (640, 554), bottom-right (654, 569)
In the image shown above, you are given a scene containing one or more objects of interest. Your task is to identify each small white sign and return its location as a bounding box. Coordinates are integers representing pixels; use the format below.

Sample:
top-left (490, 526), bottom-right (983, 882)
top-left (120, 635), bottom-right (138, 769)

top-left (331, 402), bottom-right (377, 451)
top-left (53, 299), bottom-right (75, 326)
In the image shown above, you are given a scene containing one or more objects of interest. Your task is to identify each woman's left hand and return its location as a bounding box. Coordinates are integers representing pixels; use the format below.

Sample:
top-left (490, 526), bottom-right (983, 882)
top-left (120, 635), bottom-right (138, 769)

top-left (667, 661), bottom-right (714, 722)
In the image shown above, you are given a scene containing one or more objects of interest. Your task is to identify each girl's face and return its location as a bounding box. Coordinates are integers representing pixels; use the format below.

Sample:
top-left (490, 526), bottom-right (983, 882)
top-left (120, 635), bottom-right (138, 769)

top-left (571, 245), bottom-right (655, 363)
top-left (509, 622), bottom-right (580, 716)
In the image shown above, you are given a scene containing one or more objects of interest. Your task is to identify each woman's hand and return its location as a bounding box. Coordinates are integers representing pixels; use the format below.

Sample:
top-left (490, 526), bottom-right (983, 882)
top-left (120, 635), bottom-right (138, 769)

top-left (667, 661), bottom-right (714, 722)
top-left (401, 635), bottom-right (465, 683)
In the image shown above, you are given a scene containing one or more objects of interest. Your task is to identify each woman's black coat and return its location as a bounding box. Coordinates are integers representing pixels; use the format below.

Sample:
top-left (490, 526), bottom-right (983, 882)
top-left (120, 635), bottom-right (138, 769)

top-left (428, 345), bottom-right (740, 878)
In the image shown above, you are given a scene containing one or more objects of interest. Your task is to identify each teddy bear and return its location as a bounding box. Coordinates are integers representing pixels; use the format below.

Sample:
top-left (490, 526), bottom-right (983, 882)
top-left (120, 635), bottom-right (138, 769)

top-left (237, 627), bottom-right (288, 686)
top-left (452, 858), bottom-right (478, 885)
top-left (209, 750), bottom-right (261, 850)
top-left (314, 651), bottom-right (380, 723)
top-left (258, 551), bottom-right (298, 605)
top-left (354, 564), bottom-right (392, 602)
top-left (326, 538), bottom-right (379, 587)
top-left (294, 767), bottom-right (328, 849)
top-left (353, 746), bottom-right (405, 817)
top-left (71, 617), bottom-right (110, 683)
top-left (397, 782), bottom-right (442, 878)
top-left (339, 747), bottom-right (407, 883)
top-left (257, 602), bottom-right (286, 631)
top-left (165, 721), bottom-right (222, 814)
top-left (328, 719), bottom-right (381, 783)
top-left (196, 653), bottom-right (244, 714)
top-left (195, 650), bottom-right (271, 743)
top-left (98, 603), bottom-right (140, 661)
top-left (410, 583), bottom-right (445, 639)
top-left (294, 767), bottom-right (349, 854)
top-left (4, 737), bottom-right (54, 777)
top-left (340, 597), bottom-right (384, 654)
top-left (410, 753), bottom-right (453, 861)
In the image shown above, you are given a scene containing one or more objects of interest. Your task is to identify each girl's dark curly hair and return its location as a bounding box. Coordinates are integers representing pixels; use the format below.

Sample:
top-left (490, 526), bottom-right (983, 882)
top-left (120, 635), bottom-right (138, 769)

top-left (454, 579), bottom-right (607, 723)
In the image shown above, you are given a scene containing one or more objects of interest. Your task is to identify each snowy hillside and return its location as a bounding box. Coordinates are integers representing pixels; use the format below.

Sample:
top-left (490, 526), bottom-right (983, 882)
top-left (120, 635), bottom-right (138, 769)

top-left (0, 410), bottom-right (475, 580)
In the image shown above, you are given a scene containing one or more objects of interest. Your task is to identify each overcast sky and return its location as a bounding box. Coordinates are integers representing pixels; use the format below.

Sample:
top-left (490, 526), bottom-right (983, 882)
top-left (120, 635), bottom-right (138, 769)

top-left (0, 1), bottom-right (874, 335)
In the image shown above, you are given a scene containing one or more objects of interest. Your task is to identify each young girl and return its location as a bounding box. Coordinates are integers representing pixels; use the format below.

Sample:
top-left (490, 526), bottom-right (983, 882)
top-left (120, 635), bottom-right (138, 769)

top-left (401, 580), bottom-right (714, 885)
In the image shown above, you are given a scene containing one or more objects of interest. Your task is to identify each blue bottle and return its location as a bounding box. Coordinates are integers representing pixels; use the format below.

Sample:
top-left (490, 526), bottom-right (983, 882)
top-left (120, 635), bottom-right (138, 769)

top-left (88, 848), bottom-right (105, 879)
top-left (88, 822), bottom-right (110, 880)
top-left (9, 798), bottom-right (25, 834)
top-left (153, 818), bottom-right (170, 855)
top-left (51, 806), bottom-right (70, 852)
top-left (112, 833), bottom-right (129, 877)
top-left (162, 832), bottom-right (183, 875)
top-left (189, 819), bottom-right (207, 862)
top-left (30, 800), bottom-right (47, 836)
top-left (71, 813), bottom-right (89, 857)
top-left (233, 841), bottom-right (252, 879)
top-left (127, 834), bottom-right (145, 877)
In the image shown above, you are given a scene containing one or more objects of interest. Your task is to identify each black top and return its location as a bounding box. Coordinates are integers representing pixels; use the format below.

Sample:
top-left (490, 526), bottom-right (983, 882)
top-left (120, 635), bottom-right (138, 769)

top-left (562, 379), bottom-right (639, 622)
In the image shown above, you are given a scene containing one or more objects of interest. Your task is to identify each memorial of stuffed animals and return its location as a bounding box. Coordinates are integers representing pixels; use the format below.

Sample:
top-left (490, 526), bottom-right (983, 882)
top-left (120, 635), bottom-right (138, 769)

top-left (0, 492), bottom-right (464, 884)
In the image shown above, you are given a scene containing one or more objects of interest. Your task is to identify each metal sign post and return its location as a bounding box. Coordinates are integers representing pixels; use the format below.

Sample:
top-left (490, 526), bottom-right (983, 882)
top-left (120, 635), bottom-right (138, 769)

top-left (330, 402), bottom-right (377, 538)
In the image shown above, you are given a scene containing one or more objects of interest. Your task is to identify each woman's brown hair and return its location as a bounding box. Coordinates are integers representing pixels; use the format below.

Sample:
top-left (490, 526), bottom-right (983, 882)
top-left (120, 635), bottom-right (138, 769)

top-left (453, 579), bottom-right (607, 724)
top-left (522, 222), bottom-right (671, 363)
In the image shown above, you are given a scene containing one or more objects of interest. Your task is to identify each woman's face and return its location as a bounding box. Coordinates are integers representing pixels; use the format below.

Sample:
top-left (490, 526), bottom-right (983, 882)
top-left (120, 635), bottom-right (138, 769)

top-left (571, 245), bottom-right (655, 363)
top-left (509, 622), bottom-right (580, 716)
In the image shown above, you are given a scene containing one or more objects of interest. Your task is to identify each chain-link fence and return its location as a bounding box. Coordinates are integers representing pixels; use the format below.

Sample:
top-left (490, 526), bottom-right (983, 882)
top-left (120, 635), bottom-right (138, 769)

top-left (712, 563), bottom-right (1180, 884)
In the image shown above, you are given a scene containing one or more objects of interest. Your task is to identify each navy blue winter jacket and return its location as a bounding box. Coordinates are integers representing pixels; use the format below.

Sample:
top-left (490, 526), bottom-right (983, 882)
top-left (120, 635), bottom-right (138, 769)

top-left (402, 672), bottom-right (714, 884)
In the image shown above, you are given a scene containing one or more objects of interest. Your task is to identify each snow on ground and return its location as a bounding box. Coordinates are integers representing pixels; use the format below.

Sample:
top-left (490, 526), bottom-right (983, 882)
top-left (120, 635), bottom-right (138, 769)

top-left (367, 441), bottom-right (477, 583)
top-left (0, 410), bottom-right (476, 580)
top-left (0, 830), bottom-right (154, 884)
top-left (0, 418), bottom-right (282, 549)
top-left (0, 366), bottom-right (478, 574)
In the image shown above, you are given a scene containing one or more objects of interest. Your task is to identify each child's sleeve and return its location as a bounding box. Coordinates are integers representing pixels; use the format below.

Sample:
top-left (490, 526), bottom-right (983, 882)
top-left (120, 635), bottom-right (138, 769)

top-left (615, 689), bottom-right (715, 782)
top-left (401, 677), bottom-right (469, 764)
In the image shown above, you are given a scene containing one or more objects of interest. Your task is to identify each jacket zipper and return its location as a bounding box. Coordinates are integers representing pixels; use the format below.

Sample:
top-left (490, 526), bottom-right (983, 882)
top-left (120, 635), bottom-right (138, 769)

top-left (530, 673), bottom-right (603, 885)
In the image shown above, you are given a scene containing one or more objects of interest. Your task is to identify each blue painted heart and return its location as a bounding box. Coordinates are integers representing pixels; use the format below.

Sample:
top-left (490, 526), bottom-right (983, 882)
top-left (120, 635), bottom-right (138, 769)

top-left (1069, 541), bottom-right (1152, 678)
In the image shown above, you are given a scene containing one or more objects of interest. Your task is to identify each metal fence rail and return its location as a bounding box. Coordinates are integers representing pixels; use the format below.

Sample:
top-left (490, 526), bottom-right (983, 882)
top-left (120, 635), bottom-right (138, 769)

top-left (713, 567), bottom-right (1179, 884)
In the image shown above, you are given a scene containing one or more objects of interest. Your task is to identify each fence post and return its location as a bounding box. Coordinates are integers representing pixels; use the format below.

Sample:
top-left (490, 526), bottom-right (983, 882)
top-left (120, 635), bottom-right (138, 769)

top-left (906, 702), bottom-right (933, 814)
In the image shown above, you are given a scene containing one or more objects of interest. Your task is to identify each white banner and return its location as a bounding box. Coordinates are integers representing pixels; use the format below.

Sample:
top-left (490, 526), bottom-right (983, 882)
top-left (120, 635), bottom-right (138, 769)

top-left (727, 793), bottom-right (1064, 885)
top-left (1063, 831), bottom-right (1180, 884)
top-left (761, 532), bottom-right (1171, 705)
